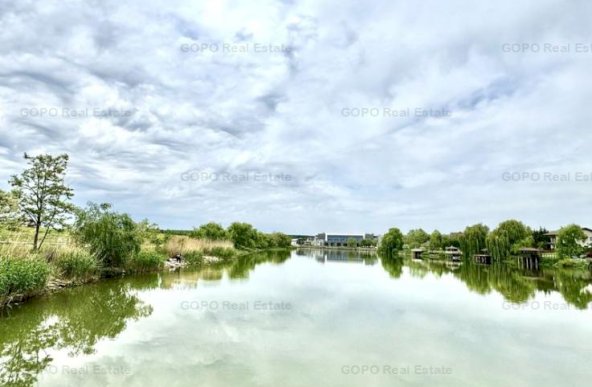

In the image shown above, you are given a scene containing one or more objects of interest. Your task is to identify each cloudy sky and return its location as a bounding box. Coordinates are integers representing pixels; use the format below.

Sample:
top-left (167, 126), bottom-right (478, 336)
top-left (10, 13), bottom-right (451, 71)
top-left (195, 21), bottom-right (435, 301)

top-left (0, 0), bottom-right (591, 234)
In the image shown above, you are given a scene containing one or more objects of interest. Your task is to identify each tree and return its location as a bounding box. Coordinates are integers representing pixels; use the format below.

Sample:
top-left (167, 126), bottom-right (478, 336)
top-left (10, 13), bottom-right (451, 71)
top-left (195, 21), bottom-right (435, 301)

top-left (495, 220), bottom-right (531, 247)
top-left (404, 229), bottom-right (430, 248)
top-left (268, 232), bottom-right (292, 248)
top-left (460, 224), bottom-right (489, 257)
top-left (347, 238), bottom-right (358, 248)
top-left (9, 153), bottom-right (74, 250)
top-left (73, 203), bottom-right (141, 268)
top-left (378, 228), bottom-right (404, 257)
top-left (556, 224), bottom-right (586, 259)
top-left (0, 189), bottom-right (21, 230)
top-left (361, 238), bottom-right (377, 247)
top-left (429, 230), bottom-right (443, 250)
top-left (190, 222), bottom-right (228, 240)
top-left (227, 222), bottom-right (258, 249)
top-left (532, 227), bottom-right (550, 249)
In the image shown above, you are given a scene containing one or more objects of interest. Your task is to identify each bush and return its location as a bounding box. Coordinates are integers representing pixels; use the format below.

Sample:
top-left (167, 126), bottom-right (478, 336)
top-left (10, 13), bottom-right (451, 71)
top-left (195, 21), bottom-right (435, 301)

top-left (203, 247), bottom-right (236, 260)
top-left (126, 251), bottom-right (165, 273)
top-left (73, 203), bottom-right (141, 268)
top-left (554, 258), bottom-right (589, 269)
top-left (184, 251), bottom-right (203, 266)
top-left (53, 250), bottom-right (99, 280)
top-left (0, 257), bottom-right (50, 300)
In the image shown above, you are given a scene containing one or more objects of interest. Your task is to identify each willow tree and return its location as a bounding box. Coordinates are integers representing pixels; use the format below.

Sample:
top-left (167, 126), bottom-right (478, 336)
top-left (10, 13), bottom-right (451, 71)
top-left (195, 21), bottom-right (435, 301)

top-left (460, 224), bottom-right (489, 258)
top-left (9, 153), bottom-right (74, 250)
top-left (378, 227), bottom-right (404, 257)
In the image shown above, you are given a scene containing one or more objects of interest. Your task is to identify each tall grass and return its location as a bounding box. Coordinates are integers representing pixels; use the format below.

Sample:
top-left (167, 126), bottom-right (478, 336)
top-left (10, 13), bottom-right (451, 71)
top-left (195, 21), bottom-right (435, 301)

top-left (126, 251), bottom-right (166, 273)
top-left (0, 256), bottom-right (50, 304)
top-left (52, 248), bottom-right (100, 280)
top-left (164, 236), bottom-right (234, 257)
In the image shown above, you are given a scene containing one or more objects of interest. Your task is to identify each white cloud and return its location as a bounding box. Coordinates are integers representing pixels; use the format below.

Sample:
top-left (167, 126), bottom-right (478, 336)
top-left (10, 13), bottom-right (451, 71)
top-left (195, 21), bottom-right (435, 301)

top-left (0, 0), bottom-right (591, 234)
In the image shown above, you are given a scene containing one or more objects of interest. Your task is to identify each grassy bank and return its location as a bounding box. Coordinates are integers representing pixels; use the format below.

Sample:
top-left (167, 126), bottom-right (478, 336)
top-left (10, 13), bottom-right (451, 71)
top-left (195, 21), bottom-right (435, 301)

top-left (0, 231), bottom-right (291, 308)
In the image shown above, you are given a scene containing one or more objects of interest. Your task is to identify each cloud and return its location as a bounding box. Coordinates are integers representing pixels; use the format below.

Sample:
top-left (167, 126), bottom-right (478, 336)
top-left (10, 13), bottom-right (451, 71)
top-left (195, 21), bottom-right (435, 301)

top-left (0, 0), bottom-right (591, 233)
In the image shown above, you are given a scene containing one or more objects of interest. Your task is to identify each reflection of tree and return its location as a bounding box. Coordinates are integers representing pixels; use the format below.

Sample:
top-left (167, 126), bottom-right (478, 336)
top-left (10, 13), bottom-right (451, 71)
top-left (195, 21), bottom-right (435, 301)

top-left (227, 250), bottom-right (290, 279)
top-left (553, 270), bottom-right (592, 309)
top-left (0, 282), bottom-right (152, 386)
top-left (380, 256), bottom-right (404, 279)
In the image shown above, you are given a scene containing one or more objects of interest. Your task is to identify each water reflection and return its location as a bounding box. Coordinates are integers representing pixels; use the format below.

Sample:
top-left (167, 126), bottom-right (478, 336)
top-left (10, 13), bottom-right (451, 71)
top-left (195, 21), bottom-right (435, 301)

top-left (0, 282), bottom-right (153, 386)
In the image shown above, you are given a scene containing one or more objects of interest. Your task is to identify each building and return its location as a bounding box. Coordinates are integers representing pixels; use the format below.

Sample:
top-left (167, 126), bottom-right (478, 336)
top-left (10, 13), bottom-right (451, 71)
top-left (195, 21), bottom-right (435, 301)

top-left (544, 227), bottom-right (592, 250)
top-left (313, 233), bottom-right (375, 247)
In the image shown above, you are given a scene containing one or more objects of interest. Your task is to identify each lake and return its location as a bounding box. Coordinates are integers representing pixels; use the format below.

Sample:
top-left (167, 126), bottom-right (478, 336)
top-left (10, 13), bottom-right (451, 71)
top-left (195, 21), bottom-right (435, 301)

top-left (1, 249), bottom-right (591, 386)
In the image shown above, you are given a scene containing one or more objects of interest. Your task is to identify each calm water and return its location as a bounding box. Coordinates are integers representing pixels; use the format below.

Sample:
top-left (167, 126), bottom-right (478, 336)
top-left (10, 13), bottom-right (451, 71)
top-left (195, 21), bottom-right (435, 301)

top-left (1, 250), bottom-right (591, 387)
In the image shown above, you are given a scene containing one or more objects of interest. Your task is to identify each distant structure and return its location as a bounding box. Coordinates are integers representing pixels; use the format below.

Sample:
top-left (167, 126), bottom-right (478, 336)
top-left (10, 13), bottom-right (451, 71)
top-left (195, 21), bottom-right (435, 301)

top-left (544, 227), bottom-right (592, 250)
top-left (312, 233), bottom-right (378, 247)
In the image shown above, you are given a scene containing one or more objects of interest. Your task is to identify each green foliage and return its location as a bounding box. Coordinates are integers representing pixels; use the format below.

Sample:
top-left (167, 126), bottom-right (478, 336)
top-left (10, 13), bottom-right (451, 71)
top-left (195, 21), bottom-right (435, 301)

top-left (183, 251), bottom-right (203, 266)
top-left (532, 227), bottom-right (550, 249)
top-left (429, 230), bottom-right (443, 250)
top-left (267, 232), bottom-right (292, 248)
top-left (378, 228), bottom-right (404, 257)
top-left (190, 222), bottom-right (229, 240)
top-left (460, 224), bottom-right (489, 258)
top-left (485, 219), bottom-right (532, 260)
top-left (442, 232), bottom-right (462, 248)
top-left (203, 247), bottom-right (236, 260)
top-left (0, 189), bottom-right (22, 230)
top-left (360, 238), bottom-right (377, 247)
top-left (9, 153), bottom-right (74, 250)
top-left (227, 222), bottom-right (259, 249)
top-left (486, 232), bottom-right (511, 261)
top-left (0, 257), bottom-right (50, 300)
top-left (73, 203), bottom-right (141, 268)
top-left (53, 250), bottom-right (99, 280)
top-left (346, 238), bottom-right (358, 248)
top-left (557, 224), bottom-right (586, 259)
top-left (495, 220), bottom-right (531, 247)
top-left (404, 229), bottom-right (430, 248)
top-left (126, 251), bottom-right (165, 273)
top-left (554, 258), bottom-right (589, 269)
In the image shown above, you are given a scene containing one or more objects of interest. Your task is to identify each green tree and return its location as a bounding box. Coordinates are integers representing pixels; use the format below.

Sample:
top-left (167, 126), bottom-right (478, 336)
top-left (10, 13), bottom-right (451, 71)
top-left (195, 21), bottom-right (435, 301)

top-left (495, 220), bottom-right (531, 247)
top-left (361, 238), bottom-right (377, 247)
top-left (73, 203), bottom-right (141, 268)
top-left (556, 224), bottom-right (586, 258)
top-left (429, 230), bottom-right (443, 250)
top-left (191, 222), bottom-right (228, 240)
top-left (532, 227), bottom-right (550, 249)
top-left (460, 224), bottom-right (489, 257)
top-left (227, 222), bottom-right (259, 249)
top-left (378, 228), bottom-right (404, 257)
top-left (347, 238), bottom-right (358, 248)
top-left (9, 153), bottom-right (74, 250)
top-left (0, 189), bottom-right (21, 230)
top-left (404, 228), bottom-right (430, 248)
top-left (268, 232), bottom-right (291, 248)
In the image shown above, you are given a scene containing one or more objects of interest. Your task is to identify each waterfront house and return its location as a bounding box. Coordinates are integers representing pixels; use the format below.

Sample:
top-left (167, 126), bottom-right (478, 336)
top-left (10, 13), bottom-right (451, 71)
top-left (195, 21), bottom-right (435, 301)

top-left (544, 227), bottom-right (592, 250)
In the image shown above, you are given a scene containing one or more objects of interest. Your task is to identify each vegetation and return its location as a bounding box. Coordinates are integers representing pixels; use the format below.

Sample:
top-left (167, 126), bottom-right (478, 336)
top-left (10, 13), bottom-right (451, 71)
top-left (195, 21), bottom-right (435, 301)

top-left (52, 248), bottom-right (100, 280)
top-left (9, 153), bottom-right (74, 250)
top-left (460, 224), bottom-right (489, 258)
top-left (378, 228), bottom-right (404, 257)
top-left (126, 251), bottom-right (166, 273)
top-left (404, 228), bottom-right (429, 248)
top-left (556, 224), bottom-right (586, 258)
top-left (73, 203), bottom-right (141, 268)
top-left (0, 257), bottom-right (50, 305)
top-left (190, 222), bottom-right (228, 240)
top-left (429, 230), bottom-right (443, 250)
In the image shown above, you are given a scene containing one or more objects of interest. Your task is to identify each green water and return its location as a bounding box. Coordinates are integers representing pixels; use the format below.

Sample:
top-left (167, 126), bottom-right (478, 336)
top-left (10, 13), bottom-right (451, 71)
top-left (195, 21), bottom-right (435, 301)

top-left (1, 250), bottom-right (591, 387)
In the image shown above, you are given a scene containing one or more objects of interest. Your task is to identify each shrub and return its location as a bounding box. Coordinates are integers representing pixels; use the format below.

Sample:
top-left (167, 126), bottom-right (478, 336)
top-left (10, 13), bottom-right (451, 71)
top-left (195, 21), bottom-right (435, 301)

top-left (0, 257), bottom-right (50, 300)
top-left (53, 249), bottom-right (99, 280)
top-left (73, 203), bottom-right (141, 268)
top-left (203, 247), bottom-right (236, 260)
top-left (184, 251), bottom-right (203, 266)
top-left (126, 251), bottom-right (165, 273)
top-left (190, 222), bottom-right (228, 240)
top-left (554, 258), bottom-right (589, 269)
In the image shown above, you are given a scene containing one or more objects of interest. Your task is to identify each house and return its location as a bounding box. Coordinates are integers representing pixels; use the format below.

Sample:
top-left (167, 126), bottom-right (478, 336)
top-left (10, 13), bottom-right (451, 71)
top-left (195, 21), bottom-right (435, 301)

top-left (544, 227), bottom-right (592, 250)
top-left (313, 233), bottom-right (374, 247)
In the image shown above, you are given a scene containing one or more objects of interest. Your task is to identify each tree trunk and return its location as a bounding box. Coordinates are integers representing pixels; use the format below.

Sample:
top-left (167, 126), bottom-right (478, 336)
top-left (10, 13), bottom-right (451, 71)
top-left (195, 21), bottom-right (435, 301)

top-left (33, 218), bottom-right (40, 250)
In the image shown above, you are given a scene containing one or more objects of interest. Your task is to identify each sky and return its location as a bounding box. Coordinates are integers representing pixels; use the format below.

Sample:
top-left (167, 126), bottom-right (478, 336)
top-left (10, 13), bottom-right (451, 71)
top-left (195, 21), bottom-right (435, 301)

top-left (0, 0), bottom-right (591, 235)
